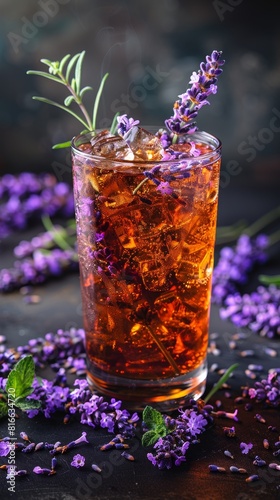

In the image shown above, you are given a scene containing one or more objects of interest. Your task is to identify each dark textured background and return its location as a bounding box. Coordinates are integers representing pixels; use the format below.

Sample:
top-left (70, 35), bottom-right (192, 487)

top-left (0, 0), bottom-right (280, 193)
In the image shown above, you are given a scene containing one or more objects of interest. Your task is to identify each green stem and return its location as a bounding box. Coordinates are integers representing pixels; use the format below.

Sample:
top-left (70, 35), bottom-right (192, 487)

top-left (145, 324), bottom-right (181, 376)
top-left (245, 205), bottom-right (280, 238)
top-left (258, 274), bottom-right (280, 286)
top-left (204, 363), bottom-right (239, 404)
top-left (41, 215), bottom-right (77, 254)
top-left (268, 228), bottom-right (280, 247)
top-left (60, 74), bottom-right (93, 131)
top-left (215, 220), bottom-right (247, 245)
top-left (132, 177), bottom-right (149, 195)
top-left (110, 112), bottom-right (120, 135)
top-left (92, 73), bottom-right (109, 130)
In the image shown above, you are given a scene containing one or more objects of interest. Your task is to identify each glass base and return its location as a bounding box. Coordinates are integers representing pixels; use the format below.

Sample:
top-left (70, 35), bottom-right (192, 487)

top-left (86, 360), bottom-right (207, 412)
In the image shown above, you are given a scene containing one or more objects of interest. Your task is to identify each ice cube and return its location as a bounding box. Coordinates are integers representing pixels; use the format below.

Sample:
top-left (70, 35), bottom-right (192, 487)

top-left (176, 248), bottom-right (213, 280)
top-left (90, 129), bottom-right (112, 147)
top-left (154, 291), bottom-right (197, 326)
top-left (138, 253), bottom-right (170, 291)
top-left (100, 177), bottom-right (135, 216)
top-left (123, 126), bottom-right (164, 161)
top-left (92, 134), bottom-right (134, 160)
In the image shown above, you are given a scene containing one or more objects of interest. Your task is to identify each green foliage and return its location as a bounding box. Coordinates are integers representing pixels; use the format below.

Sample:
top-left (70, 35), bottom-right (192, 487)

top-left (141, 405), bottom-right (169, 447)
top-left (0, 355), bottom-right (40, 418)
top-left (27, 51), bottom-right (109, 148)
top-left (259, 274), bottom-right (280, 286)
top-left (141, 364), bottom-right (239, 447)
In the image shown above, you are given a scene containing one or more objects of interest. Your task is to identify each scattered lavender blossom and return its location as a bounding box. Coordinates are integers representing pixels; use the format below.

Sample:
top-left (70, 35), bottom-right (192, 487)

top-left (248, 371), bottom-right (280, 407)
top-left (0, 441), bottom-right (10, 457)
top-left (70, 453), bottom-right (86, 468)
top-left (240, 442), bottom-right (253, 455)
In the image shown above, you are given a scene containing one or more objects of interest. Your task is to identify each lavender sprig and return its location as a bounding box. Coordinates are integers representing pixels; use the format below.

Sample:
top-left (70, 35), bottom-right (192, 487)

top-left (165, 50), bottom-right (224, 136)
top-left (212, 233), bottom-right (269, 305)
top-left (0, 173), bottom-right (74, 242)
top-left (0, 247), bottom-right (78, 293)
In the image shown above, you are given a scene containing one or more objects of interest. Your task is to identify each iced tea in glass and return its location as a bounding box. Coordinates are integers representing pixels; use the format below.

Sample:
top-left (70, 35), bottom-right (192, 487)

top-left (71, 128), bottom-right (221, 411)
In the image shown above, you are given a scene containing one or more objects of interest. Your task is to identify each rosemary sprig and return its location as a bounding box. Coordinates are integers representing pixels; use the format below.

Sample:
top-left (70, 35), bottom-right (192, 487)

top-left (27, 51), bottom-right (109, 149)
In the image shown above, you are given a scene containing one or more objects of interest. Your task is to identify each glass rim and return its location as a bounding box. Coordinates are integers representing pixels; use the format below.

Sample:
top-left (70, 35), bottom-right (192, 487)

top-left (71, 128), bottom-right (222, 166)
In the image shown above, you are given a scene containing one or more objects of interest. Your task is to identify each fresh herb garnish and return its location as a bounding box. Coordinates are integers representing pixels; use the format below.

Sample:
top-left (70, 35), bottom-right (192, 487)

top-left (142, 405), bottom-right (173, 447)
top-left (142, 363), bottom-right (239, 447)
top-left (27, 51), bottom-right (109, 149)
top-left (1, 355), bottom-right (41, 417)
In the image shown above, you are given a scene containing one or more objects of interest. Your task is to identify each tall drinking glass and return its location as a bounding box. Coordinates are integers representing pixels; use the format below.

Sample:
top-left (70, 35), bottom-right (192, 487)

top-left (71, 129), bottom-right (221, 411)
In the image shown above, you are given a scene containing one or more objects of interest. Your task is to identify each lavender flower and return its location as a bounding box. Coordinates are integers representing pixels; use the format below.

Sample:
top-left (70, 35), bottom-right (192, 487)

top-left (219, 284), bottom-right (280, 338)
top-left (33, 466), bottom-right (56, 476)
top-left (0, 173), bottom-right (74, 242)
top-left (146, 401), bottom-right (212, 470)
top-left (165, 50), bottom-right (224, 135)
top-left (117, 115), bottom-right (140, 137)
top-left (248, 371), bottom-right (280, 407)
top-left (0, 441), bottom-right (10, 456)
top-left (212, 234), bottom-right (269, 306)
top-left (0, 247), bottom-right (79, 293)
top-left (71, 453), bottom-right (86, 468)
top-left (240, 442), bottom-right (253, 454)
top-left (68, 382), bottom-right (139, 437)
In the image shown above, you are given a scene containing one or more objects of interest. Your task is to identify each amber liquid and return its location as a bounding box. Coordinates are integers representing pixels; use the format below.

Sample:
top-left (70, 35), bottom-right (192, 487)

top-left (73, 138), bottom-right (221, 407)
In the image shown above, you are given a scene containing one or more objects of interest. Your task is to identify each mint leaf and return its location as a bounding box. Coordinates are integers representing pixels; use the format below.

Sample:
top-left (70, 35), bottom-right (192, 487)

top-left (14, 398), bottom-right (41, 411)
top-left (142, 405), bottom-right (165, 429)
top-left (5, 355), bottom-right (35, 400)
top-left (0, 400), bottom-right (8, 419)
top-left (142, 406), bottom-right (169, 447)
top-left (142, 430), bottom-right (160, 447)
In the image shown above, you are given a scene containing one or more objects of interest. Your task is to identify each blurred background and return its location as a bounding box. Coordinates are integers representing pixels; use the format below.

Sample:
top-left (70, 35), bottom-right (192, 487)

top-left (0, 0), bottom-right (279, 201)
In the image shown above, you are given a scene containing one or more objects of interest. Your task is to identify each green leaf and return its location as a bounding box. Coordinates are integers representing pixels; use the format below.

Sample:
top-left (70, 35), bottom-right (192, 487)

top-left (259, 274), bottom-right (280, 286)
top-left (40, 58), bottom-right (53, 67)
top-left (32, 97), bottom-right (89, 129)
top-left (75, 50), bottom-right (86, 95)
top-left (0, 400), bottom-right (8, 419)
top-left (66, 53), bottom-right (81, 82)
top-left (142, 430), bottom-right (160, 447)
top-left (59, 54), bottom-right (71, 74)
top-left (92, 72), bottom-right (109, 130)
top-left (52, 141), bottom-right (72, 149)
top-left (41, 215), bottom-right (74, 252)
top-left (80, 86), bottom-right (93, 97)
top-left (71, 77), bottom-right (77, 94)
top-left (26, 70), bottom-right (63, 84)
top-left (14, 398), bottom-right (41, 411)
top-left (49, 61), bottom-right (60, 75)
top-left (110, 111), bottom-right (120, 135)
top-left (142, 405), bottom-right (165, 429)
top-left (64, 95), bottom-right (76, 107)
top-left (5, 355), bottom-right (35, 401)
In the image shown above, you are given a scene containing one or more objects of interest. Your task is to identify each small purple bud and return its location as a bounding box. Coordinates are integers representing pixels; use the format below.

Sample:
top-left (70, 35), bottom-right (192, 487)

top-left (21, 442), bottom-right (36, 453)
top-left (246, 475), bottom-right (259, 483)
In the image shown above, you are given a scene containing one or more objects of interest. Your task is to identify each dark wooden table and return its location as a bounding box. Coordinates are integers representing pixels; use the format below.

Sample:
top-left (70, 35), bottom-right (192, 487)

top-left (1, 183), bottom-right (280, 500)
